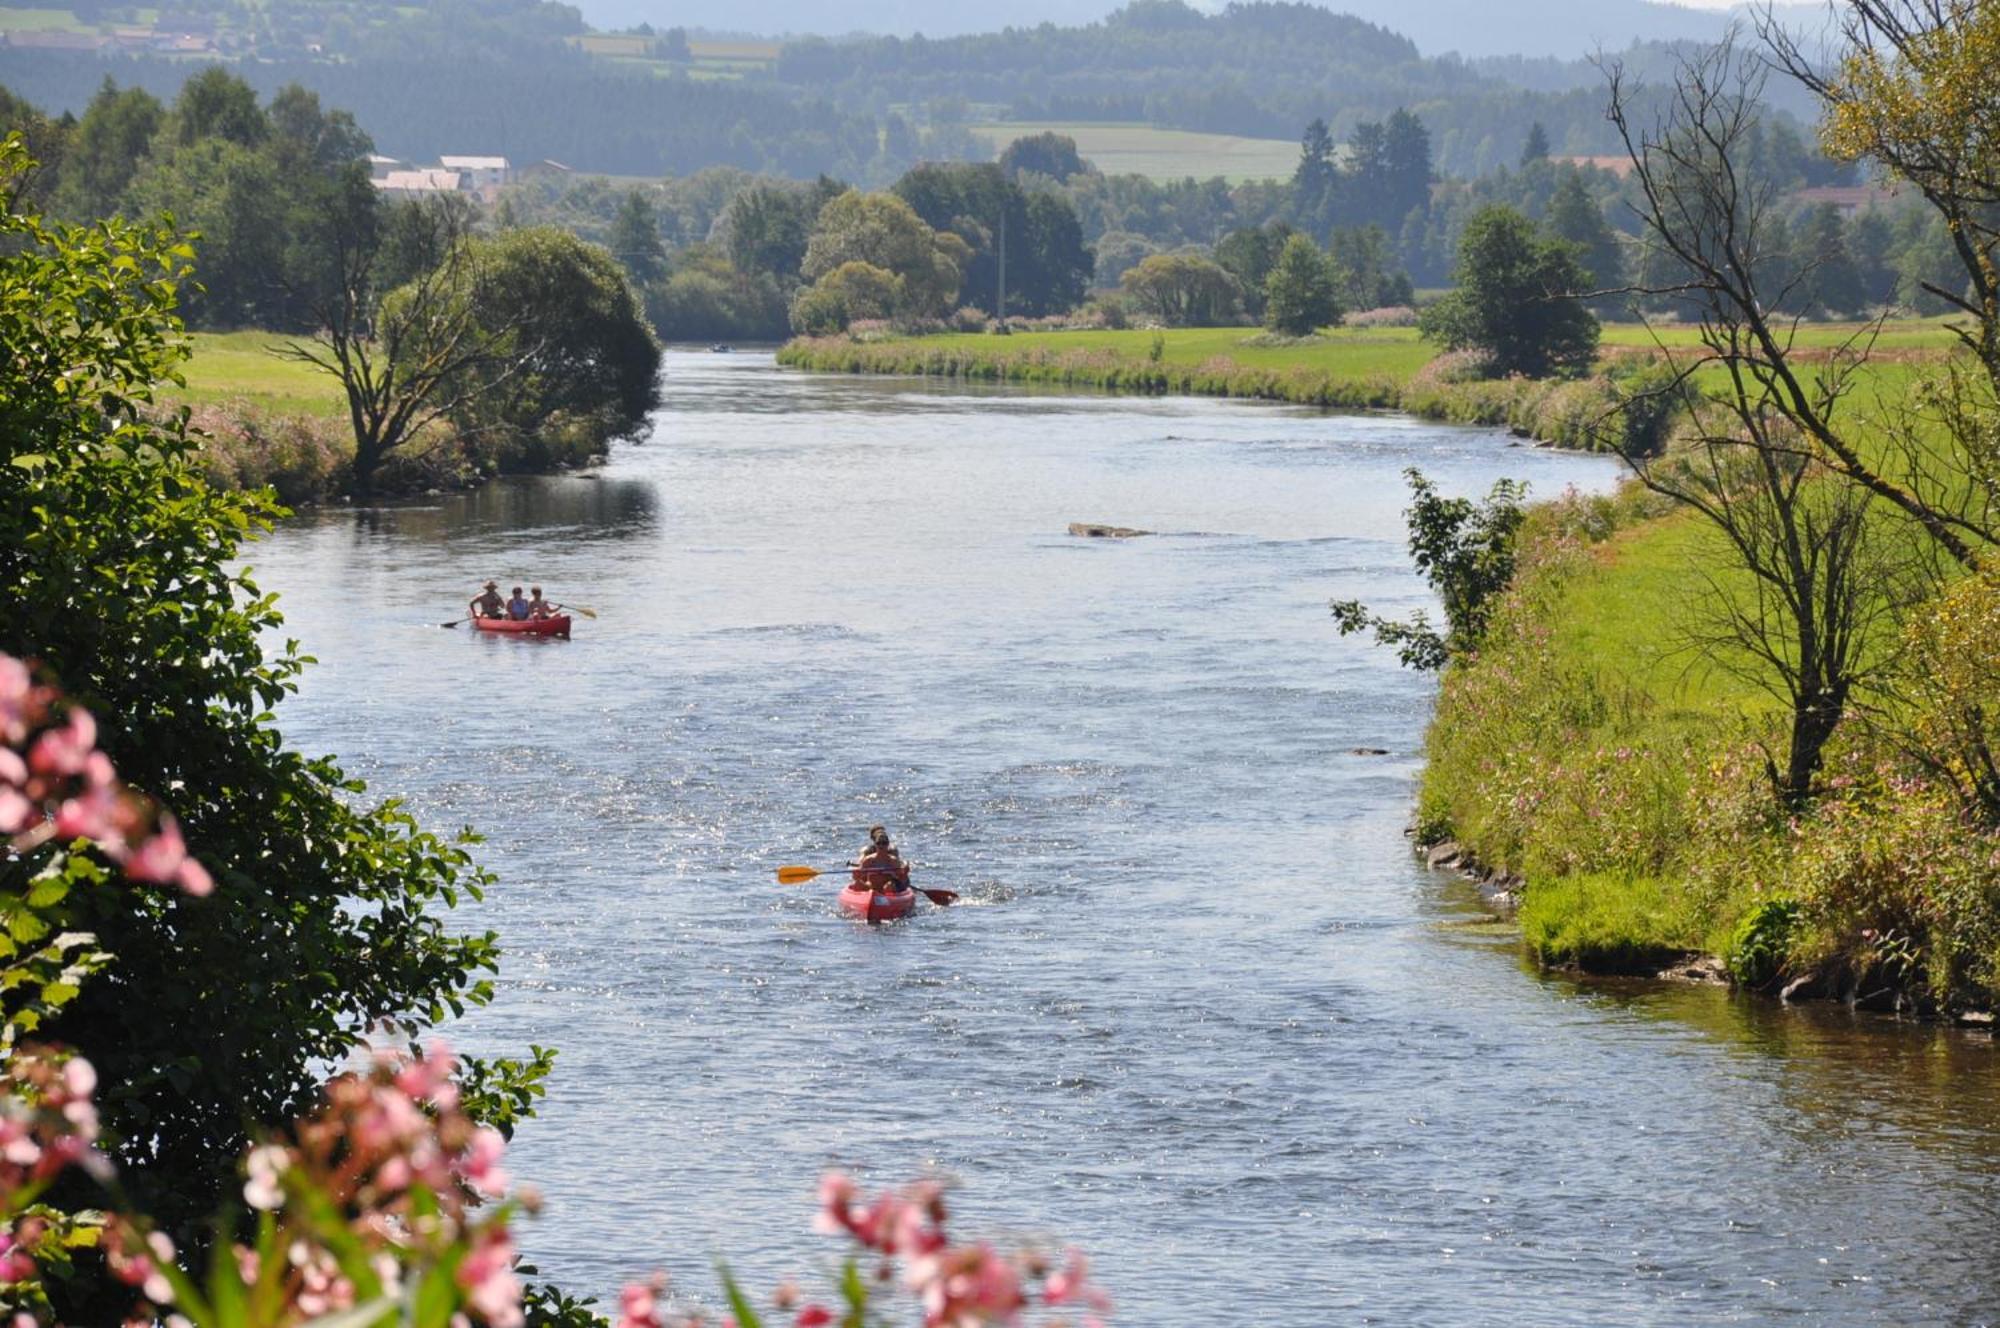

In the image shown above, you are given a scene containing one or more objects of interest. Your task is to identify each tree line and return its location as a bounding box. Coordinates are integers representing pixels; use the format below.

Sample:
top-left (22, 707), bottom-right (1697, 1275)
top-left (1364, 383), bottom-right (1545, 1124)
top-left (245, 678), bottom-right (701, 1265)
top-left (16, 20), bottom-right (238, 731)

top-left (0, 69), bottom-right (660, 496)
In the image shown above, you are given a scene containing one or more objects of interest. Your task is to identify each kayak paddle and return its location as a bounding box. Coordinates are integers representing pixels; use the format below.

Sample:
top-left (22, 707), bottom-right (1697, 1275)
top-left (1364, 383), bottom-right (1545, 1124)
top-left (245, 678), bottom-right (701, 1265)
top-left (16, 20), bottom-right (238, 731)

top-left (775, 864), bottom-right (958, 906)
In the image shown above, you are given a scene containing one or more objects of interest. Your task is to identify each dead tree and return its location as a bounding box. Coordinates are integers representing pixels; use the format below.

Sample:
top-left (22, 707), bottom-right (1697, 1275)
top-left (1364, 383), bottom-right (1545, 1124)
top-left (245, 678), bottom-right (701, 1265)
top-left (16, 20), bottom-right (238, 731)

top-left (1604, 42), bottom-right (1912, 806)
top-left (1605, 33), bottom-right (1997, 573)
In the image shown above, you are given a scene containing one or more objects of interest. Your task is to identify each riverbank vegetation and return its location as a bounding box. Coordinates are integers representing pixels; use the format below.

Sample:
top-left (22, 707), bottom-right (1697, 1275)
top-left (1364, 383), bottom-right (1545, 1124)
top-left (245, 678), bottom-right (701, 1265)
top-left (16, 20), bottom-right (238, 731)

top-left (1408, 8), bottom-right (2000, 1019)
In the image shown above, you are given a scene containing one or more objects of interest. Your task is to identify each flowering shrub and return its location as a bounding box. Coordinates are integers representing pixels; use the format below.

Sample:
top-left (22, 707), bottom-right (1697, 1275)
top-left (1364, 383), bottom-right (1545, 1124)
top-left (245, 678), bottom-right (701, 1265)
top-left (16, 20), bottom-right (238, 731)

top-left (1345, 305), bottom-right (1420, 328)
top-left (1, 655), bottom-right (212, 898)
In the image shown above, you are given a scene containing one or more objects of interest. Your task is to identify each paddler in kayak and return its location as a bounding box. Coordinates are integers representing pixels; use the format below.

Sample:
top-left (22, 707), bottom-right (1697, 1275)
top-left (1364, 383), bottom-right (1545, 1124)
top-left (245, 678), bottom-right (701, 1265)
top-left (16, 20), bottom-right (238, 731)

top-left (852, 825), bottom-right (911, 894)
top-left (469, 580), bottom-right (505, 620)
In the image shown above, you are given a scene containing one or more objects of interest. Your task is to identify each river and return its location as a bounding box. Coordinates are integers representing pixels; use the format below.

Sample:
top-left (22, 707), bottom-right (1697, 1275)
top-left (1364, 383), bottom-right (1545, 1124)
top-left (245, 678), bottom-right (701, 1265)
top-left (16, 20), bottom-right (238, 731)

top-left (254, 351), bottom-right (2000, 1325)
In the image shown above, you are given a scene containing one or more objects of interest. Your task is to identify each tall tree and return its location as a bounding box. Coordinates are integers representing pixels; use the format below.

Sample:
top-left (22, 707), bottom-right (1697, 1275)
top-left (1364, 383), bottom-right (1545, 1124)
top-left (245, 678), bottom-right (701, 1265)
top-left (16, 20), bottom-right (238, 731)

top-left (800, 188), bottom-right (969, 319)
top-left (167, 65), bottom-right (267, 148)
top-left (1419, 203), bottom-right (1599, 377)
top-left (51, 78), bottom-right (162, 219)
top-left (606, 188), bottom-right (667, 287)
top-left (1792, 201), bottom-right (1864, 317)
top-left (999, 131), bottom-right (1090, 183)
top-left (1263, 232), bottom-right (1342, 335)
top-left (1543, 169), bottom-right (1624, 310)
top-left (1521, 121), bottom-right (1552, 166)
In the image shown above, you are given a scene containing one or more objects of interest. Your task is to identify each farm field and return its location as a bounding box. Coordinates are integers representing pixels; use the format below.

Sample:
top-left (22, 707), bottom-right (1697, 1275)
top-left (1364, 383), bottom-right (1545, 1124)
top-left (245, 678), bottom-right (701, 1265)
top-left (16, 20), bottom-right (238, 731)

top-left (0, 7), bottom-right (86, 30)
top-left (968, 120), bottom-right (1301, 183)
top-left (178, 331), bottom-right (345, 416)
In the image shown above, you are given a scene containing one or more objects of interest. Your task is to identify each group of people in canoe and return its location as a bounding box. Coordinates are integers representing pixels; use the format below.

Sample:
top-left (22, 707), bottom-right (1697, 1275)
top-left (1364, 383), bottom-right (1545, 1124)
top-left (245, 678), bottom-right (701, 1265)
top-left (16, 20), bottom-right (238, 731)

top-left (469, 580), bottom-right (560, 622)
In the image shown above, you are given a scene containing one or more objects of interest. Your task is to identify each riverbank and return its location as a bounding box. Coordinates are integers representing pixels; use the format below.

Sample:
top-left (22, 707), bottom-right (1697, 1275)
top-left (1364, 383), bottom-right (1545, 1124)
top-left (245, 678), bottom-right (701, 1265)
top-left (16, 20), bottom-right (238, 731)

top-left (776, 322), bottom-right (1957, 453)
top-left (1416, 473), bottom-right (2000, 1022)
top-left (174, 332), bottom-right (613, 505)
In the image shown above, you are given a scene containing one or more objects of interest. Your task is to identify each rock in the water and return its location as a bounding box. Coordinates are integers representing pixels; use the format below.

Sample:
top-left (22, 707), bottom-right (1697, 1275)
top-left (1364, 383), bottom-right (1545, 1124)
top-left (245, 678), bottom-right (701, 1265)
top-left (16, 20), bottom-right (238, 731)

top-left (1424, 841), bottom-right (1462, 869)
top-left (1351, 747), bottom-right (1390, 756)
top-left (1068, 522), bottom-right (1153, 538)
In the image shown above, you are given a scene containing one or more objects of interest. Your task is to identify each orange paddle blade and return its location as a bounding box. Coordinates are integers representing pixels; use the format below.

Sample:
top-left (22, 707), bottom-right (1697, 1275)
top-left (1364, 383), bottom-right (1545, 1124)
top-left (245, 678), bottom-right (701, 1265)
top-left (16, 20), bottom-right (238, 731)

top-left (775, 865), bottom-right (825, 884)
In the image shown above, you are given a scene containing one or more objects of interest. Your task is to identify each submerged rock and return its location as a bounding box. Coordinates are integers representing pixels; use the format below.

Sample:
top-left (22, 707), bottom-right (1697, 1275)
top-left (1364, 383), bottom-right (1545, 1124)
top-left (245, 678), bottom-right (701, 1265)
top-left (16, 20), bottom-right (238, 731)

top-left (1068, 522), bottom-right (1153, 538)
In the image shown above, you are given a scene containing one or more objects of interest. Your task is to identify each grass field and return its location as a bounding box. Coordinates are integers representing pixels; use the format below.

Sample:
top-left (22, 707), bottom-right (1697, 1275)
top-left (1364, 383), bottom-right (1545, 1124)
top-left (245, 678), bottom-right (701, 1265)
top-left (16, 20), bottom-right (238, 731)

top-left (177, 332), bottom-right (345, 416)
top-left (0, 6), bottom-right (84, 29)
top-left (968, 121), bottom-right (1300, 183)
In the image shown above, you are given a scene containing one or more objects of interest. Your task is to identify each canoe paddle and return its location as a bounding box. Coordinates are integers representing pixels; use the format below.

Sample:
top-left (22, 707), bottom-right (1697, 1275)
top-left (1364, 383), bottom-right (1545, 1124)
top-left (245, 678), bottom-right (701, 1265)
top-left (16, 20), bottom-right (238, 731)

top-left (552, 604), bottom-right (599, 619)
top-left (775, 864), bottom-right (958, 907)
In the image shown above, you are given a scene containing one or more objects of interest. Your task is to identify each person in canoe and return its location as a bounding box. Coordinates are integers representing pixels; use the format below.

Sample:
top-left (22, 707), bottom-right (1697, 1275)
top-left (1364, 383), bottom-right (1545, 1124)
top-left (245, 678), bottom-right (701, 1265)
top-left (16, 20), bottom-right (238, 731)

top-left (506, 586), bottom-right (531, 620)
top-left (527, 587), bottom-right (555, 620)
top-left (469, 580), bottom-right (506, 620)
top-left (852, 825), bottom-right (911, 894)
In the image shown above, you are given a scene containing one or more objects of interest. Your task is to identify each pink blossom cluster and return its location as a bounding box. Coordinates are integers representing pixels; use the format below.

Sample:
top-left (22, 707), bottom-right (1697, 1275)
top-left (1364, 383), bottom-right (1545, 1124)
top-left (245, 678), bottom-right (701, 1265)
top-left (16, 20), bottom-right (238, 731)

top-left (809, 1174), bottom-right (1110, 1328)
top-left (229, 1041), bottom-right (523, 1327)
top-left (0, 654), bottom-right (210, 896)
top-left (0, 1048), bottom-right (105, 1198)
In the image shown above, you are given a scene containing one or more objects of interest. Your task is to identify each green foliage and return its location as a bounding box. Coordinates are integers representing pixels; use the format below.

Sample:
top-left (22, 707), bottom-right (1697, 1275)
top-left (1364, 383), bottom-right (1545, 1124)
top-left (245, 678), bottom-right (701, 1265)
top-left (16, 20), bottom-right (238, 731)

top-left (646, 245), bottom-right (792, 342)
top-left (1262, 233), bottom-right (1342, 335)
top-left (800, 189), bottom-right (969, 322)
top-left (1420, 204), bottom-right (1600, 377)
top-left (448, 225), bottom-right (663, 456)
top-left (892, 162), bottom-right (1092, 318)
top-left (1118, 252), bottom-right (1242, 326)
top-left (1520, 872), bottom-right (1702, 972)
top-left (1542, 169), bottom-right (1624, 311)
top-left (998, 130), bottom-right (1090, 183)
top-left (1213, 220), bottom-right (1295, 317)
top-left (1330, 468), bottom-right (1528, 670)
top-left (790, 260), bottom-right (904, 334)
top-left (606, 189), bottom-right (667, 287)
top-left (0, 134), bottom-right (516, 1262)
top-left (1724, 898), bottom-right (1800, 987)
top-left (1326, 224), bottom-right (1414, 312)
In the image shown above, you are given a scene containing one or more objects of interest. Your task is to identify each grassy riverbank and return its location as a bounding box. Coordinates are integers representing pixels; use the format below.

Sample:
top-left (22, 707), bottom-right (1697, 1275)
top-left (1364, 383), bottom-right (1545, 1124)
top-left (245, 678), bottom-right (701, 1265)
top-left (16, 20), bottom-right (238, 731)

top-left (171, 332), bottom-right (608, 505)
top-left (1418, 455), bottom-right (2000, 1015)
top-left (778, 321), bottom-right (1960, 451)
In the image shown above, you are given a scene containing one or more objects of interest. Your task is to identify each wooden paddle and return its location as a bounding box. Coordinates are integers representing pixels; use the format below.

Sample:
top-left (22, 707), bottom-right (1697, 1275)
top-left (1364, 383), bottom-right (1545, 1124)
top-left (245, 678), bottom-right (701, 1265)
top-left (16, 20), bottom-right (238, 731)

top-left (775, 864), bottom-right (958, 906)
top-left (441, 617), bottom-right (471, 629)
top-left (551, 604), bottom-right (599, 619)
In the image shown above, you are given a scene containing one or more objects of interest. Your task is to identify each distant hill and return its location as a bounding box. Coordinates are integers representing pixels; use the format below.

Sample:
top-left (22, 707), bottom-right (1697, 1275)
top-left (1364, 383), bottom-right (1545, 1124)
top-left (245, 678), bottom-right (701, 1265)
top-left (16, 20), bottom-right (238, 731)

top-left (580, 0), bottom-right (1818, 58)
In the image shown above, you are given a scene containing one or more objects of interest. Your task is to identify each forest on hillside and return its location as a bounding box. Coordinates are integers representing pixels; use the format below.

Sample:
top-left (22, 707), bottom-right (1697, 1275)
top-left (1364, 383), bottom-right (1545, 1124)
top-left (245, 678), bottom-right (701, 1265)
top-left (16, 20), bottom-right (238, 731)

top-left (1, 0), bottom-right (1840, 180)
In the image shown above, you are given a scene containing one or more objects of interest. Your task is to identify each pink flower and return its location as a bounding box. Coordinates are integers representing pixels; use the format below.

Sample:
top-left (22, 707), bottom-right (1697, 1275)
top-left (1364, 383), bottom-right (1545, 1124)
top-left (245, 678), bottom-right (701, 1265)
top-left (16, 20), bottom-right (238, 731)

top-left (27, 709), bottom-right (95, 778)
top-left (455, 1225), bottom-right (522, 1328)
top-left (460, 1126), bottom-right (509, 1198)
top-left (616, 1275), bottom-right (668, 1328)
top-left (795, 1307), bottom-right (834, 1328)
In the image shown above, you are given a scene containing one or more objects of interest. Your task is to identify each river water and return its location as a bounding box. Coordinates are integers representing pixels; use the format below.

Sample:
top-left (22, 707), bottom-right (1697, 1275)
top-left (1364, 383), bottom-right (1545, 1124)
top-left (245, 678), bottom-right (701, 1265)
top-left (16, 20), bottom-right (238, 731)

top-left (255, 351), bottom-right (2000, 1325)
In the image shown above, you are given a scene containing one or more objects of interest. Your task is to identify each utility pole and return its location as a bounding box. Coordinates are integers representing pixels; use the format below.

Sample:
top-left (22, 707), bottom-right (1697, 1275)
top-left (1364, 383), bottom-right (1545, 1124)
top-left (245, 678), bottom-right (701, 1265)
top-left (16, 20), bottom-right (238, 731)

top-left (996, 204), bottom-right (1009, 334)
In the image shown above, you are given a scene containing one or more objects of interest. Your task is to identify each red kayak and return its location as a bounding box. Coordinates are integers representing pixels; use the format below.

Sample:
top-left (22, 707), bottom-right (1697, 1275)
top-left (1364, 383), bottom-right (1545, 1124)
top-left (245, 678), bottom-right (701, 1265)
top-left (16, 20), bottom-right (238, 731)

top-left (839, 883), bottom-right (917, 923)
top-left (472, 615), bottom-right (571, 639)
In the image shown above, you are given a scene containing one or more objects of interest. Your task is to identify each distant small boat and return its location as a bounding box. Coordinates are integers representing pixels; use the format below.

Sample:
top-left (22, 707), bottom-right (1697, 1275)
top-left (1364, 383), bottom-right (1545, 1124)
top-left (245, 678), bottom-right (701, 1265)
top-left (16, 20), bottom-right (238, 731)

top-left (708, 343), bottom-right (734, 354)
top-left (472, 615), bottom-right (571, 639)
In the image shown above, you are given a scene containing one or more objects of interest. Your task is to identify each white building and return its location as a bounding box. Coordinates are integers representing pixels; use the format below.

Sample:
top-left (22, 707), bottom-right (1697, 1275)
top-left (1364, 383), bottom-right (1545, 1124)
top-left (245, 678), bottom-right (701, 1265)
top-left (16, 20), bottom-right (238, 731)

top-left (439, 156), bottom-right (513, 195)
top-left (372, 169), bottom-right (465, 200)
top-left (366, 153), bottom-right (409, 181)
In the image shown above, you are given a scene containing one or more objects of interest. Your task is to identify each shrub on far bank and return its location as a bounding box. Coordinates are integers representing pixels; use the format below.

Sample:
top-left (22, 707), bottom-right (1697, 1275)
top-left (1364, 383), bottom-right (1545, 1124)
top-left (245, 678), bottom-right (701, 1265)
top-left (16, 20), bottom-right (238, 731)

top-left (186, 401), bottom-right (350, 506)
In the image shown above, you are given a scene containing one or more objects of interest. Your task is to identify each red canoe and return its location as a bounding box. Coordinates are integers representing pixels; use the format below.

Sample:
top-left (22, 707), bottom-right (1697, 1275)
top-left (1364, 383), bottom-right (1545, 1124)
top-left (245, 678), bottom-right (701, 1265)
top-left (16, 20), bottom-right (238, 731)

top-left (839, 883), bottom-right (917, 923)
top-left (472, 615), bottom-right (572, 639)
